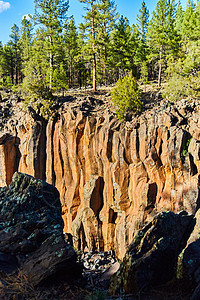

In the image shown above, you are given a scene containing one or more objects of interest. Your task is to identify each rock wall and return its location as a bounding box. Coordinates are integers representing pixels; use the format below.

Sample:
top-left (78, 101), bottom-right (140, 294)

top-left (0, 98), bottom-right (200, 259)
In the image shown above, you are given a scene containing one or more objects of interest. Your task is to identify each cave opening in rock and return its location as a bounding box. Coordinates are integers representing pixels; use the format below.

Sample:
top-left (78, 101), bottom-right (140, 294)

top-left (78, 222), bottom-right (87, 251)
top-left (89, 177), bottom-right (104, 252)
top-left (189, 154), bottom-right (198, 176)
top-left (90, 177), bottom-right (104, 218)
top-left (144, 182), bottom-right (158, 217)
top-left (109, 208), bottom-right (118, 224)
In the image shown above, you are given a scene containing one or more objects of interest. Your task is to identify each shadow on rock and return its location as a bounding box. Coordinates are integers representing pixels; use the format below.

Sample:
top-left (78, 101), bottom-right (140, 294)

top-left (0, 172), bottom-right (81, 289)
top-left (109, 211), bottom-right (195, 296)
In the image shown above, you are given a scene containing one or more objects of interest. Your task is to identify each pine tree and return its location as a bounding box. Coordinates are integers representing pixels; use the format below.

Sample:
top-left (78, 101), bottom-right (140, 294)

top-left (180, 0), bottom-right (200, 74)
top-left (137, 1), bottom-right (149, 42)
top-left (21, 28), bottom-right (52, 101)
top-left (110, 16), bottom-right (137, 80)
top-left (64, 16), bottom-right (79, 87)
top-left (136, 1), bottom-right (149, 82)
top-left (79, 0), bottom-right (98, 91)
top-left (0, 42), bottom-right (4, 85)
top-left (181, 0), bottom-right (196, 41)
top-left (0, 44), bottom-right (13, 85)
top-left (96, 0), bottom-right (118, 85)
top-left (174, 1), bottom-right (184, 33)
top-left (20, 17), bottom-right (33, 65)
top-left (164, 2), bottom-right (200, 100)
top-left (34, 0), bottom-right (69, 88)
top-left (9, 24), bottom-right (22, 84)
top-left (147, 0), bottom-right (178, 86)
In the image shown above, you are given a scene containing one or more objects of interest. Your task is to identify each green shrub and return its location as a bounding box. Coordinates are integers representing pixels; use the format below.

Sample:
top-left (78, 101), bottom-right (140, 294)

top-left (181, 137), bottom-right (192, 160)
top-left (111, 73), bottom-right (143, 120)
top-left (164, 58), bottom-right (200, 101)
top-left (163, 72), bottom-right (200, 101)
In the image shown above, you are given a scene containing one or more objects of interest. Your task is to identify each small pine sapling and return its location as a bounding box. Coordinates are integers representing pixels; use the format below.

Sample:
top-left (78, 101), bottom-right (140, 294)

top-left (111, 73), bottom-right (143, 120)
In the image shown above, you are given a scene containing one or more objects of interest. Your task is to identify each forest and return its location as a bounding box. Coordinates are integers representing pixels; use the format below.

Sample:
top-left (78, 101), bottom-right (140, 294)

top-left (0, 0), bottom-right (199, 105)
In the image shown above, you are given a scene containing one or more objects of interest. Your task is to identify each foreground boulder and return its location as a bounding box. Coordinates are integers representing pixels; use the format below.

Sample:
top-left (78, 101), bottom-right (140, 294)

top-left (177, 209), bottom-right (200, 299)
top-left (0, 172), bottom-right (80, 286)
top-left (109, 211), bottom-right (194, 295)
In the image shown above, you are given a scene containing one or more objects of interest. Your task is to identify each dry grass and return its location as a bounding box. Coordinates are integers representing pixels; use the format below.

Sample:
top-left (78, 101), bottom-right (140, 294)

top-left (0, 271), bottom-right (40, 300)
top-left (0, 271), bottom-right (92, 300)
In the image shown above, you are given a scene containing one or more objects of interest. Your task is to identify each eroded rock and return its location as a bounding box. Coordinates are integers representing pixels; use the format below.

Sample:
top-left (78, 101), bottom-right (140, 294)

top-left (1, 94), bottom-right (200, 260)
top-left (177, 209), bottom-right (200, 298)
top-left (0, 172), bottom-right (80, 286)
top-left (109, 211), bottom-right (194, 295)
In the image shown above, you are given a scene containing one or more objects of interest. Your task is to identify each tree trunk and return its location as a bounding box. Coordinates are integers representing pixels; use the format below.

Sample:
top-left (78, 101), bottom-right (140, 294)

top-left (69, 56), bottom-right (72, 87)
top-left (93, 52), bottom-right (96, 91)
top-left (15, 66), bottom-right (18, 85)
top-left (10, 52), bottom-right (14, 85)
top-left (104, 23), bottom-right (107, 86)
top-left (49, 35), bottom-right (53, 89)
top-left (158, 45), bottom-right (163, 87)
top-left (91, 2), bottom-right (97, 92)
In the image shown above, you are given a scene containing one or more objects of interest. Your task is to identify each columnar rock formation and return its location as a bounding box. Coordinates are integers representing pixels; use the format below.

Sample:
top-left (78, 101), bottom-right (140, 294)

top-left (0, 96), bottom-right (200, 259)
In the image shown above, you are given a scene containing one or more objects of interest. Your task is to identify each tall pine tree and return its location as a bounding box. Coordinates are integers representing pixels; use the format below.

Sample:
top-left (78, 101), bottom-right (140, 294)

top-left (34, 0), bottom-right (69, 88)
top-left (9, 24), bottom-right (22, 84)
top-left (147, 0), bottom-right (178, 86)
top-left (79, 0), bottom-right (98, 91)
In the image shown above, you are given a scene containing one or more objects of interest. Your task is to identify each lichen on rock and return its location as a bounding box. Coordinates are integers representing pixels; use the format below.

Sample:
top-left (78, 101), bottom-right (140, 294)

top-left (0, 172), bottom-right (80, 286)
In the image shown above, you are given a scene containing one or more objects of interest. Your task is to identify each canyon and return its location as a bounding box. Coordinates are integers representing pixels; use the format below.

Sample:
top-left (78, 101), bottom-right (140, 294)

top-left (0, 91), bottom-right (200, 260)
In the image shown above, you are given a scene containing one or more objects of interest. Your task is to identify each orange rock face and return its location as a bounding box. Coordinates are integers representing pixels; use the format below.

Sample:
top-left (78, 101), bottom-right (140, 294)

top-left (0, 99), bottom-right (200, 259)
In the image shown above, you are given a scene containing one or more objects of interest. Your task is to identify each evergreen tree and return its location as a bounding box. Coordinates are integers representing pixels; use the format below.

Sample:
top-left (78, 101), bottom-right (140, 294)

top-left (79, 0), bottom-right (98, 91)
top-left (147, 0), bottom-right (179, 86)
top-left (21, 28), bottom-right (52, 102)
top-left (164, 1), bottom-right (200, 100)
top-left (0, 42), bottom-right (4, 85)
top-left (9, 24), bottom-right (22, 85)
top-left (180, 0), bottom-right (200, 74)
top-left (110, 16), bottom-right (137, 80)
top-left (96, 0), bottom-right (118, 85)
top-left (0, 45), bottom-right (13, 85)
top-left (34, 0), bottom-right (69, 88)
top-left (181, 0), bottom-right (196, 41)
top-left (64, 16), bottom-right (79, 87)
top-left (174, 1), bottom-right (184, 33)
top-left (137, 1), bottom-right (149, 42)
top-left (20, 17), bottom-right (33, 66)
top-left (136, 1), bottom-right (149, 82)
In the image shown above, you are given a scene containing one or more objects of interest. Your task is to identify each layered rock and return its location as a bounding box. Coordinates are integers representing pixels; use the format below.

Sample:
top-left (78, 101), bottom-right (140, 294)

top-left (0, 172), bottom-right (80, 286)
top-left (0, 95), bottom-right (200, 259)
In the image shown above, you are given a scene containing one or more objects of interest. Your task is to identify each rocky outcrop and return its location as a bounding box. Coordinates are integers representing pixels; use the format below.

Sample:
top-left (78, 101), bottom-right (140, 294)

top-left (0, 96), bottom-right (46, 186)
top-left (0, 172), bottom-right (80, 286)
top-left (0, 95), bottom-right (200, 259)
top-left (109, 211), bottom-right (194, 295)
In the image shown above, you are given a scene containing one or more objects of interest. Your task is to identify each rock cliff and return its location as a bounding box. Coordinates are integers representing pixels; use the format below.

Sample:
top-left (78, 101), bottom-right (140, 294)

top-left (0, 91), bottom-right (200, 259)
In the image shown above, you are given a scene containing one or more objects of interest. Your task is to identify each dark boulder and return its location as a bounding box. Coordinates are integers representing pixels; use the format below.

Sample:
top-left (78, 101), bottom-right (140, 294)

top-left (177, 209), bottom-right (200, 297)
top-left (0, 172), bottom-right (80, 286)
top-left (109, 211), bottom-right (194, 295)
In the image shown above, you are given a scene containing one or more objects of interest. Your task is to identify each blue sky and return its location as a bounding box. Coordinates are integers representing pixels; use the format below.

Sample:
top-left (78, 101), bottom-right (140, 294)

top-left (0, 0), bottom-right (188, 45)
